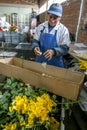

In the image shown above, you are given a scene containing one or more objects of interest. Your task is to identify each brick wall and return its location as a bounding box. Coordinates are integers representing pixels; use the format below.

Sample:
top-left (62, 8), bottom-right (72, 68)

top-left (62, 0), bottom-right (87, 45)
top-left (77, 0), bottom-right (87, 44)
top-left (39, 0), bottom-right (87, 45)
top-left (62, 0), bottom-right (81, 35)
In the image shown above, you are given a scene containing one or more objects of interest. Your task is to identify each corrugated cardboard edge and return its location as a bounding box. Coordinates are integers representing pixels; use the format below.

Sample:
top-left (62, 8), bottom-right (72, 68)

top-left (0, 57), bottom-right (85, 100)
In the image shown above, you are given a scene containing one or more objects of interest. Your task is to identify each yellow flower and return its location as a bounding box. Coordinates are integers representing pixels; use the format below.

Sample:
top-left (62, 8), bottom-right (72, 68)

top-left (9, 106), bottom-right (13, 112)
top-left (2, 122), bottom-right (17, 130)
top-left (20, 121), bottom-right (26, 126)
top-left (49, 117), bottom-right (60, 130)
top-left (8, 93), bottom-right (57, 127)
top-left (9, 96), bottom-right (28, 114)
top-left (78, 60), bottom-right (87, 70)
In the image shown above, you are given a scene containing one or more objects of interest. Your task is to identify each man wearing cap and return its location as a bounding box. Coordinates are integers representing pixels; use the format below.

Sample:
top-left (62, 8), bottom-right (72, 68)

top-left (32, 3), bottom-right (70, 68)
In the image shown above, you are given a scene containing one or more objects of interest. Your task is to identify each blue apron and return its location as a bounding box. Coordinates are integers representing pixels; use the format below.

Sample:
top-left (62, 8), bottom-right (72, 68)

top-left (35, 29), bottom-right (64, 68)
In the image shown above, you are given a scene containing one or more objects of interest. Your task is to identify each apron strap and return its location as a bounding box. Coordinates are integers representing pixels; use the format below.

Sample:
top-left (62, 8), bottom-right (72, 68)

top-left (40, 26), bottom-right (45, 33)
top-left (40, 26), bottom-right (45, 40)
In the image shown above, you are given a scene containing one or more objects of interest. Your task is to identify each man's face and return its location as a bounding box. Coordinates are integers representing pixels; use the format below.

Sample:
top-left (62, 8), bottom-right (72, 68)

top-left (48, 14), bottom-right (61, 26)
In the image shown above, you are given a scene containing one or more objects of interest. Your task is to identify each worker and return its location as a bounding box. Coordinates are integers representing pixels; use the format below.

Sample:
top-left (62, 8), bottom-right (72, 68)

top-left (32, 3), bottom-right (70, 68)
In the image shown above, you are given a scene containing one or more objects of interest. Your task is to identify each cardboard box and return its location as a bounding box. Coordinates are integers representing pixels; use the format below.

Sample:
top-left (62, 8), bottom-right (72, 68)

top-left (0, 57), bottom-right (85, 100)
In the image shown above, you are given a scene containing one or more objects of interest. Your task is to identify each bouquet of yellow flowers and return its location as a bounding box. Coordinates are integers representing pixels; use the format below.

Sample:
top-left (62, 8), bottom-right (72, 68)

top-left (9, 25), bottom-right (19, 32)
top-left (0, 77), bottom-right (61, 130)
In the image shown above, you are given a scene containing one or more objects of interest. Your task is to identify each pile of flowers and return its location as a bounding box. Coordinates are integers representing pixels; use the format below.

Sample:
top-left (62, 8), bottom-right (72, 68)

top-left (78, 59), bottom-right (87, 70)
top-left (0, 77), bottom-right (61, 130)
top-left (9, 25), bottom-right (19, 32)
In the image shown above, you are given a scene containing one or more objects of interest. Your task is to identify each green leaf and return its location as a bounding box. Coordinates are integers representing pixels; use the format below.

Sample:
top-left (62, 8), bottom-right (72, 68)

top-left (21, 126), bottom-right (25, 130)
top-left (4, 91), bottom-right (11, 98)
top-left (1, 96), bottom-right (8, 104)
top-left (25, 86), bottom-right (35, 96)
top-left (52, 94), bottom-right (57, 100)
top-left (0, 94), bottom-right (3, 99)
top-left (11, 82), bottom-right (18, 89)
top-left (38, 86), bottom-right (46, 95)
top-left (0, 83), bottom-right (4, 87)
top-left (0, 117), bottom-right (7, 124)
top-left (34, 117), bottom-right (39, 124)
top-left (7, 111), bottom-right (16, 116)
top-left (0, 91), bottom-right (2, 95)
top-left (45, 121), bottom-right (50, 130)
top-left (19, 82), bottom-right (24, 87)
top-left (4, 84), bottom-right (11, 89)
top-left (0, 110), bottom-right (5, 114)
top-left (20, 116), bottom-right (24, 123)
top-left (11, 89), bottom-right (17, 94)
top-left (7, 78), bottom-right (12, 85)
top-left (2, 103), bottom-right (9, 110)
top-left (64, 99), bottom-right (71, 110)
top-left (18, 93), bottom-right (24, 96)
top-left (10, 77), bottom-right (17, 83)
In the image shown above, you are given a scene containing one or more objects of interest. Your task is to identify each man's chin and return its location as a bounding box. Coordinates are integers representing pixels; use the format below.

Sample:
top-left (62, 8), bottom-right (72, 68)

top-left (49, 23), bottom-right (56, 27)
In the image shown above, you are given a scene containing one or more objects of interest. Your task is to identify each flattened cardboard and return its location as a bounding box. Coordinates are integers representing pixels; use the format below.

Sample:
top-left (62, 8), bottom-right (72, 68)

top-left (0, 57), bottom-right (85, 100)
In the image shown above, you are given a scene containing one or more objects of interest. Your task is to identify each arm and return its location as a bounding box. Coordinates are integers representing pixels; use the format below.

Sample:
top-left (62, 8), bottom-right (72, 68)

top-left (54, 27), bottom-right (71, 57)
top-left (32, 24), bottom-right (45, 56)
top-left (53, 44), bottom-right (69, 57)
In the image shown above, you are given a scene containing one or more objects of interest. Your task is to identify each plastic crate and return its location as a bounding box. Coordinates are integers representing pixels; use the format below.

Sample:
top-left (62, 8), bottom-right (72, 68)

top-left (11, 32), bottom-right (20, 45)
top-left (4, 32), bottom-right (11, 46)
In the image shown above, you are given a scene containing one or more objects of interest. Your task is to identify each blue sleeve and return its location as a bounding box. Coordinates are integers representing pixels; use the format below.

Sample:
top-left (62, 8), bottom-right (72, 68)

top-left (53, 45), bottom-right (69, 57)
